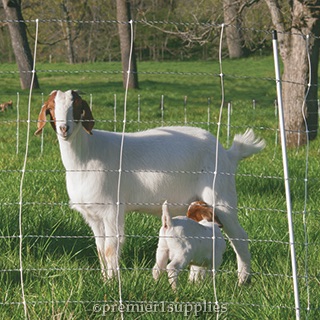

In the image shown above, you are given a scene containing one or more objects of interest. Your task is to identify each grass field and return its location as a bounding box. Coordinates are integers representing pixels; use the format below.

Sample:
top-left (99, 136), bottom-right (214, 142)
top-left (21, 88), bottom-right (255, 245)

top-left (0, 57), bottom-right (319, 319)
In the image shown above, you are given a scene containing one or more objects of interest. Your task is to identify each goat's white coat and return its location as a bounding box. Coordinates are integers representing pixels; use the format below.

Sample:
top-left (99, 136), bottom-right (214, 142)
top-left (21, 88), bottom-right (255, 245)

top-left (37, 90), bottom-right (265, 283)
top-left (153, 201), bottom-right (226, 289)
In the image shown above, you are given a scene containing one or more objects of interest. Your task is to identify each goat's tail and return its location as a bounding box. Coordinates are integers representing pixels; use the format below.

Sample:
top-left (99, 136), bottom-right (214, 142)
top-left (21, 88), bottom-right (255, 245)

top-left (227, 129), bottom-right (266, 163)
top-left (162, 200), bottom-right (172, 229)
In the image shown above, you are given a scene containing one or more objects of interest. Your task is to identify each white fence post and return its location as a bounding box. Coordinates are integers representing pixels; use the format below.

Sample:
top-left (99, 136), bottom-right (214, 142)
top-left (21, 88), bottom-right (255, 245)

top-left (16, 92), bottom-right (20, 155)
top-left (272, 30), bottom-right (300, 320)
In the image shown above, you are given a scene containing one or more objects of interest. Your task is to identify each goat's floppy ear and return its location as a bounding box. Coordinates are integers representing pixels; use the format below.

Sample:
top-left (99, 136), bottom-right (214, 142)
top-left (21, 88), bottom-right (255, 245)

top-left (72, 91), bottom-right (95, 135)
top-left (187, 210), bottom-right (204, 222)
top-left (200, 204), bottom-right (223, 228)
top-left (34, 91), bottom-right (57, 136)
top-left (34, 104), bottom-right (48, 135)
top-left (187, 201), bottom-right (223, 228)
top-left (187, 201), bottom-right (210, 222)
top-left (80, 99), bottom-right (95, 135)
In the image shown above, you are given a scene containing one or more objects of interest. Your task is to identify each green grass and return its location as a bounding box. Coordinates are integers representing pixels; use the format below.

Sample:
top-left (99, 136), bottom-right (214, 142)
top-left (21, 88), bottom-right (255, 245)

top-left (0, 57), bottom-right (319, 319)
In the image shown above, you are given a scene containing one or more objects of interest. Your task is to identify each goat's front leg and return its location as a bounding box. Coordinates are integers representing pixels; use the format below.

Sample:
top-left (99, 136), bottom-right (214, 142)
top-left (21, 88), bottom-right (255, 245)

top-left (104, 237), bottom-right (124, 279)
top-left (86, 219), bottom-right (108, 281)
top-left (103, 213), bottom-right (125, 279)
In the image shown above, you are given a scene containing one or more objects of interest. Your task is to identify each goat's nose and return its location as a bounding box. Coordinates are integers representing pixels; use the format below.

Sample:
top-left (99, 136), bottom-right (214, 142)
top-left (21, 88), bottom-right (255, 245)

top-left (60, 124), bottom-right (69, 134)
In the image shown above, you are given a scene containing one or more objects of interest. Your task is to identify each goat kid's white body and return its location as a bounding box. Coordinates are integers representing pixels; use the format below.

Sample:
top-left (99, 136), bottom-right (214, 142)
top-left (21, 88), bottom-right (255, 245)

top-left (53, 90), bottom-right (265, 283)
top-left (153, 211), bottom-right (226, 289)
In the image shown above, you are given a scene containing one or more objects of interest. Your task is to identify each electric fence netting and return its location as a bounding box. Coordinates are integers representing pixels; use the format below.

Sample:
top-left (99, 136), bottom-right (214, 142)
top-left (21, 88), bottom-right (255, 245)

top-left (0, 17), bottom-right (319, 320)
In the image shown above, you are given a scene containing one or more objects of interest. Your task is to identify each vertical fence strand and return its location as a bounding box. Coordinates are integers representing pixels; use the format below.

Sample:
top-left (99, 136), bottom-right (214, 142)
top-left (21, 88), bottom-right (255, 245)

top-left (18, 18), bottom-right (40, 320)
top-left (115, 19), bottom-right (135, 320)
top-left (210, 22), bottom-right (225, 316)
top-left (16, 92), bottom-right (20, 155)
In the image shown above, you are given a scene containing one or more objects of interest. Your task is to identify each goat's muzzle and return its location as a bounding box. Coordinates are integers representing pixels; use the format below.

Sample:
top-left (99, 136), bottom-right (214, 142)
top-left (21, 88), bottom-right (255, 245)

top-left (59, 124), bottom-right (69, 137)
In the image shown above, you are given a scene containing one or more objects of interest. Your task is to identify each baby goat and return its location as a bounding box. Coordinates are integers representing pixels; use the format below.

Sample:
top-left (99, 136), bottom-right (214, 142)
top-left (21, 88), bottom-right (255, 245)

top-left (0, 100), bottom-right (12, 112)
top-left (35, 90), bottom-right (265, 284)
top-left (153, 201), bottom-right (226, 290)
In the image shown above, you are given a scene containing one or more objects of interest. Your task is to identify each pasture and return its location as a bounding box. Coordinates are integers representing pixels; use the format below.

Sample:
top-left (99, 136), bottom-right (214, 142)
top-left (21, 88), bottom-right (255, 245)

top-left (0, 57), bottom-right (319, 319)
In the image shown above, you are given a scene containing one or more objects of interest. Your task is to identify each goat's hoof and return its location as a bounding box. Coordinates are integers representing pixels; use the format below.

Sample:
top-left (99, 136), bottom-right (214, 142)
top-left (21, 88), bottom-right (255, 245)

top-left (238, 273), bottom-right (251, 286)
top-left (152, 267), bottom-right (161, 281)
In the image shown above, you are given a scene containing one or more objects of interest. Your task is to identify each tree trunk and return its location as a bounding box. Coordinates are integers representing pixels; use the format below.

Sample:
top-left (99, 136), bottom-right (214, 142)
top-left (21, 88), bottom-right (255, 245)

top-left (2, 0), bottom-right (40, 89)
top-left (116, 0), bottom-right (139, 89)
top-left (61, 1), bottom-right (76, 64)
top-left (266, 0), bottom-right (320, 146)
top-left (223, 0), bottom-right (244, 58)
top-left (282, 30), bottom-right (319, 146)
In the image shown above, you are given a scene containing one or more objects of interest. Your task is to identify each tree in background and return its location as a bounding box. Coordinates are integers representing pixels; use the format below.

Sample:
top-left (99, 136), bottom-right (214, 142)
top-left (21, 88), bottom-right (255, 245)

top-left (1, 0), bottom-right (39, 89)
top-left (60, 0), bottom-right (76, 64)
top-left (116, 0), bottom-right (139, 89)
top-left (1, 0), bottom-right (319, 147)
top-left (265, 0), bottom-right (320, 146)
top-left (223, 0), bottom-right (264, 58)
top-left (1, 0), bottom-right (271, 63)
top-left (59, 0), bottom-right (89, 64)
top-left (223, 0), bottom-right (244, 58)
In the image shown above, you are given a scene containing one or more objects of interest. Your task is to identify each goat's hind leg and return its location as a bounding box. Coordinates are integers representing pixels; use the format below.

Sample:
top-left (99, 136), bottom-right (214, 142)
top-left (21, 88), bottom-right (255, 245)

top-left (153, 244), bottom-right (169, 280)
top-left (189, 265), bottom-right (207, 282)
top-left (166, 259), bottom-right (188, 291)
top-left (202, 189), bottom-right (251, 285)
top-left (219, 212), bottom-right (251, 285)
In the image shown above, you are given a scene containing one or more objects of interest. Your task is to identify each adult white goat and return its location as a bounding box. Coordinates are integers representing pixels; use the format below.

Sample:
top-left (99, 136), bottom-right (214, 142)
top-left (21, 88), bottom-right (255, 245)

top-left (35, 90), bottom-right (265, 285)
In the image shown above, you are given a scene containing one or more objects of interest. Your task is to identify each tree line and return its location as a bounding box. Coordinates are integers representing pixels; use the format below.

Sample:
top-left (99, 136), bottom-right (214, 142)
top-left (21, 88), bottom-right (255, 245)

top-left (0, 0), bottom-right (273, 64)
top-left (0, 0), bottom-right (320, 147)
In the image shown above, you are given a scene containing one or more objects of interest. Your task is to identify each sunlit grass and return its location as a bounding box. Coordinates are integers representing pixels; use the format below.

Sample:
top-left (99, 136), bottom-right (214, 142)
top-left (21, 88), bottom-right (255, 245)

top-left (0, 57), bottom-right (319, 319)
